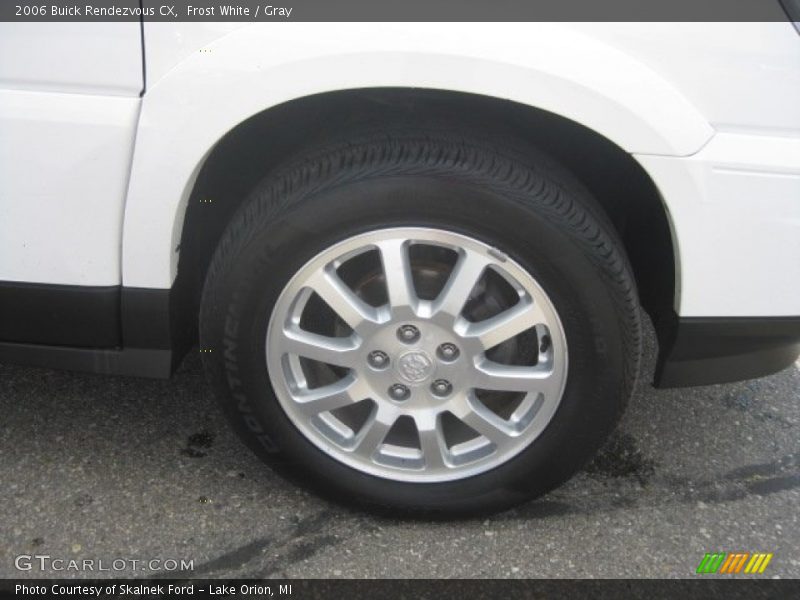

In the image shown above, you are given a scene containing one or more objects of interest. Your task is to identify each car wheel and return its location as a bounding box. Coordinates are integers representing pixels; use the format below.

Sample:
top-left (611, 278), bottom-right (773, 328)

top-left (200, 131), bottom-right (641, 515)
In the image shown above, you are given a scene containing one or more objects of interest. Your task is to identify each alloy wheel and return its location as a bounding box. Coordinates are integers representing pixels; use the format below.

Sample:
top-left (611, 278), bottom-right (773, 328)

top-left (266, 228), bottom-right (568, 482)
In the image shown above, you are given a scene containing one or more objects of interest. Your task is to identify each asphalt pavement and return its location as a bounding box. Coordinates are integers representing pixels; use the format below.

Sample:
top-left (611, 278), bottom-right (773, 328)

top-left (1, 316), bottom-right (798, 579)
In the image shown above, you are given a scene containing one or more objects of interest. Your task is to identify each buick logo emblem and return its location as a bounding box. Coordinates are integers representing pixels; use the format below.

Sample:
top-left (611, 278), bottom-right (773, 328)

top-left (397, 351), bottom-right (434, 383)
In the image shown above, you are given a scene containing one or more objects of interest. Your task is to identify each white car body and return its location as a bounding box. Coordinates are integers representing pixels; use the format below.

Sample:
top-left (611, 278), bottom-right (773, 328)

top-left (1, 21), bottom-right (799, 384)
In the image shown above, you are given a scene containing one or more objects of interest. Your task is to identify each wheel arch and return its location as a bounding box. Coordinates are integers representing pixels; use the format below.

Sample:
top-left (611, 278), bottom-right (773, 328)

top-left (123, 23), bottom-right (711, 291)
top-left (169, 88), bottom-right (679, 371)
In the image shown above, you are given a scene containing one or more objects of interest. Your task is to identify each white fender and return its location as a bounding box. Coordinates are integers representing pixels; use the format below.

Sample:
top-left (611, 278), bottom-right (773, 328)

top-left (122, 22), bottom-right (713, 288)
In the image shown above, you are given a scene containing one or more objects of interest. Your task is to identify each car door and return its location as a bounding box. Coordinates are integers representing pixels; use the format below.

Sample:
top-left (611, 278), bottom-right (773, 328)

top-left (0, 23), bottom-right (142, 346)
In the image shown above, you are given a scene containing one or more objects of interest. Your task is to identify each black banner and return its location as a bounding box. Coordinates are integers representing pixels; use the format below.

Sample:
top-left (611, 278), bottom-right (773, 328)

top-left (1, 579), bottom-right (799, 599)
top-left (0, 0), bottom-right (794, 22)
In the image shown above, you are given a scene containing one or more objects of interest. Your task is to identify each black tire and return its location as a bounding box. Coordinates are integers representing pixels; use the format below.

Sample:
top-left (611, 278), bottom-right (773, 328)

top-left (200, 131), bottom-right (642, 515)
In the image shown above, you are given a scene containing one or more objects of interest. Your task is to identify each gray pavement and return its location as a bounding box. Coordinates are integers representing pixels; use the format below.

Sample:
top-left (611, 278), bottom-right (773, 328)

top-left (1, 317), bottom-right (798, 579)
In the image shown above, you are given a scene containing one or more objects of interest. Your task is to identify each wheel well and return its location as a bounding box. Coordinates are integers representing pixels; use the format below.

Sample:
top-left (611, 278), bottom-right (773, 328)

top-left (176, 88), bottom-right (676, 354)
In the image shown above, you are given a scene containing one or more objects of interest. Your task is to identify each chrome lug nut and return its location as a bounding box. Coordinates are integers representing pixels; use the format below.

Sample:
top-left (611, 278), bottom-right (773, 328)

top-left (431, 379), bottom-right (453, 397)
top-left (437, 343), bottom-right (460, 361)
top-left (367, 350), bottom-right (390, 369)
top-left (397, 324), bottom-right (420, 343)
top-left (388, 384), bottom-right (411, 401)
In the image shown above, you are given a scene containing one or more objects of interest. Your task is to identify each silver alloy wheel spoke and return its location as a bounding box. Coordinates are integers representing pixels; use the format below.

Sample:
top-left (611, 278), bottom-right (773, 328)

top-left (456, 392), bottom-right (515, 443)
top-left (282, 327), bottom-right (360, 368)
top-left (432, 250), bottom-right (489, 319)
top-left (415, 413), bottom-right (448, 469)
top-left (472, 359), bottom-right (553, 392)
top-left (462, 299), bottom-right (545, 351)
top-left (353, 409), bottom-right (396, 458)
top-left (376, 239), bottom-right (417, 312)
top-left (266, 228), bottom-right (568, 483)
top-left (307, 267), bottom-right (381, 331)
top-left (293, 375), bottom-right (368, 415)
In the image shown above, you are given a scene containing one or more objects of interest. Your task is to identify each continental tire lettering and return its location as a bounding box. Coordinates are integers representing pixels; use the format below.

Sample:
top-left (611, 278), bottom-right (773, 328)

top-left (244, 414), bottom-right (263, 433)
top-left (224, 317), bottom-right (244, 388)
top-left (225, 314), bottom-right (239, 339)
top-left (224, 336), bottom-right (238, 366)
top-left (256, 433), bottom-right (279, 453)
top-left (226, 371), bottom-right (242, 389)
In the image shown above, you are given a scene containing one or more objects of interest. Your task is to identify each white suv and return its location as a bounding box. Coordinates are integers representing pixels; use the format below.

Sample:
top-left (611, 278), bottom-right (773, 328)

top-left (1, 21), bottom-right (799, 514)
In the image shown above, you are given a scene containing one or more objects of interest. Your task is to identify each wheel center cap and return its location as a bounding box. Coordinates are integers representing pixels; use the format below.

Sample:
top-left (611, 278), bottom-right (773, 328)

top-left (396, 350), bottom-right (435, 384)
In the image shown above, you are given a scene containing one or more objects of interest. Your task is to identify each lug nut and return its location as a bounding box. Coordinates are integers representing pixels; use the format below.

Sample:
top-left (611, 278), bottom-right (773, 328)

top-left (367, 350), bottom-right (390, 369)
top-left (437, 343), bottom-right (460, 361)
top-left (431, 379), bottom-right (453, 398)
top-left (397, 324), bottom-right (420, 343)
top-left (388, 384), bottom-right (411, 401)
